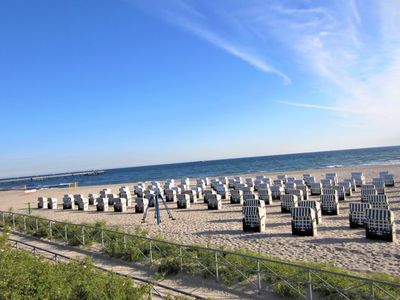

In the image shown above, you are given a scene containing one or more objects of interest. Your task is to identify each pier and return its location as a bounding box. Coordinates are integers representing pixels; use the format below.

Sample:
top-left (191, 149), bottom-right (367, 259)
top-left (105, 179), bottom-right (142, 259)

top-left (0, 170), bottom-right (104, 184)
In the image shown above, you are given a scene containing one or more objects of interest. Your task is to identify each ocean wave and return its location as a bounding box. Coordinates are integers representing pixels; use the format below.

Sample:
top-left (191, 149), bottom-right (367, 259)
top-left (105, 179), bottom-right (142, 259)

top-left (326, 165), bottom-right (344, 168)
top-left (361, 160), bottom-right (400, 167)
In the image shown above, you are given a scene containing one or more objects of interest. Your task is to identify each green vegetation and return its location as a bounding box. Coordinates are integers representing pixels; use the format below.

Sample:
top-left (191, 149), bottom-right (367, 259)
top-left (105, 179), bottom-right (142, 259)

top-left (2, 212), bottom-right (400, 299)
top-left (0, 228), bottom-right (150, 299)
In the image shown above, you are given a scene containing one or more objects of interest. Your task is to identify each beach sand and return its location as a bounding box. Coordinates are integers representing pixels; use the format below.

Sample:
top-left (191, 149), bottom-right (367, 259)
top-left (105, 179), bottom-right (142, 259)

top-left (1, 164), bottom-right (399, 276)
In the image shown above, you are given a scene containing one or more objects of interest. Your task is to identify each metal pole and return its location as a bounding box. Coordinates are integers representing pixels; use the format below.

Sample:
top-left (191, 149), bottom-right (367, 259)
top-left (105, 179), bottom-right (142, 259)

top-left (28, 202), bottom-right (31, 215)
top-left (12, 214), bottom-right (15, 231)
top-left (23, 216), bottom-right (26, 233)
top-left (308, 271), bottom-right (313, 300)
top-left (2, 212), bottom-right (4, 226)
top-left (81, 226), bottom-right (85, 246)
top-left (257, 259), bottom-right (262, 290)
top-left (49, 221), bottom-right (53, 241)
top-left (35, 218), bottom-right (39, 233)
top-left (215, 251), bottom-right (219, 280)
top-left (101, 229), bottom-right (104, 250)
top-left (64, 224), bottom-right (68, 244)
top-left (370, 281), bottom-right (375, 300)
top-left (123, 234), bottom-right (127, 251)
top-left (179, 246), bottom-right (183, 271)
top-left (149, 241), bottom-right (153, 264)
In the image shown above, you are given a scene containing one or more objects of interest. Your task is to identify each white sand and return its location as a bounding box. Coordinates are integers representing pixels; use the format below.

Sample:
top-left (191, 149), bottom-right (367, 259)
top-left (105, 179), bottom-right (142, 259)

top-left (1, 164), bottom-right (399, 276)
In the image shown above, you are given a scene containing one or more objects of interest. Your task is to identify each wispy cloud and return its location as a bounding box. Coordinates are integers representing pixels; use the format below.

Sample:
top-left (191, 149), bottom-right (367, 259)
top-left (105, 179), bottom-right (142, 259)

top-left (274, 100), bottom-right (356, 113)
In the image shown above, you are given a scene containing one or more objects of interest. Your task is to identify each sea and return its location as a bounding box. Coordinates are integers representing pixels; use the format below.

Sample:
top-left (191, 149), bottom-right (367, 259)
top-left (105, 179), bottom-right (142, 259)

top-left (1, 145), bottom-right (399, 190)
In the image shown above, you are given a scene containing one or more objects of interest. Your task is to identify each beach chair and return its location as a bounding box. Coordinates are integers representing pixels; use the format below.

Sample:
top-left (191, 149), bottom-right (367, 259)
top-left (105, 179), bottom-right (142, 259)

top-left (271, 185), bottom-right (284, 200)
top-left (291, 207), bottom-right (317, 236)
top-left (321, 179), bottom-right (333, 188)
top-left (88, 193), bottom-right (98, 205)
top-left (37, 197), bottom-right (48, 209)
top-left (349, 202), bottom-right (371, 228)
top-left (333, 186), bottom-right (346, 201)
top-left (294, 179), bottom-right (305, 185)
top-left (183, 189), bottom-right (198, 203)
top-left (207, 194), bottom-right (222, 210)
top-left (365, 209), bottom-right (396, 242)
top-left (372, 178), bottom-right (386, 195)
top-left (113, 198), bottom-right (127, 212)
top-left (100, 188), bottom-right (112, 199)
top-left (135, 197), bottom-right (148, 213)
top-left (326, 173), bottom-right (338, 185)
top-left (96, 197), bottom-right (108, 211)
top-left (107, 193), bottom-right (118, 205)
top-left (215, 185), bottom-right (229, 199)
top-left (165, 189), bottom-right (177, 202)
top-left (258, 189), bottom-right (273, 205)
top-left (286, 188), bottom-right (304, 202)
top-left (296, 184), bottom-right (309, 200)
top-left (230, 189), bottom-right (244, 204)
top-left (320, 194), bottom-right (339, 215)
top-left (322, 188), bottom-right (338, 197)
top-left (351, 172), bottom-right (365, 187)
top-left (177, 194), bottom-right (191, 209)
top-left (299, 200), bottom-right (321, 224)
top-left (338, 182), bottom-right (352, 196)
top-left (361, 185), bottom-right (377, 202)
top-left (245, 178), bottom-right (254, 187)
top-left (286, 176), bottom-right (296, 183)
top-left (77, 196), bottom-right (89, 211)
top-left (285, 182), bottom-right (296, 193)
top-left (303, 175), bottom-right (316, 187)
top-left (380, 173), bottom-right (395, 187)
top-left (242, 205), bottom-right (266, 232)
top-left (280, 194), bottom-right (298, 213)
top-left (144, 192), bottom-right (156, 207)
top-left (203, 190), bottom-right (216, 204)
top-left (310, 183), bottom-right (322, 195)
top-left (243, 190), bottom-right (257, 200)
top-left (62, 195), bottom-right (75, 209)
top-left (277, 175), bottom-right (288, 183)
top-left (366, 194), bottom-right (390, 209)
top-left (234, 176), bottom-right (243, 184)
top-left (47, 197), bottom-right (57, 210)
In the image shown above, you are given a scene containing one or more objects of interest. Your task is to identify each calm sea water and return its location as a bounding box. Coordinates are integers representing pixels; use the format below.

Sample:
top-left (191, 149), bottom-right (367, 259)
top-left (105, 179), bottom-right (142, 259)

top-left (1, 146), bottom-right (399, 190)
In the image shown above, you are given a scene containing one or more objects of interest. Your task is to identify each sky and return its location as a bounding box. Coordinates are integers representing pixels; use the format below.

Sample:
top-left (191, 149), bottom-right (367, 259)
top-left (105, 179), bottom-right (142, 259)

top-left (0, 0), bottom-right (399, 178)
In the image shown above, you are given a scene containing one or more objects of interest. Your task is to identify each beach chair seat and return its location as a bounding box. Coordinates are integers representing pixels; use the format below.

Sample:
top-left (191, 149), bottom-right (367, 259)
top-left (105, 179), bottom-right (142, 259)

top-left (333, 186), bottom-right (346, 201)
top-left (177, 194), bottom-right (191, 209)
top-left (47, 197), bottom-right (57, 209)
top-left (230, 189), bottom-right (244, 204)
top-left (88, 193), bottom-right (98, 205)
top-left (372, 178), bottom-right (386, 195)
top-left (258, 189), bottom-right (273, 205)
top-left (291, 207), bottom-right (317, 236)
top-left (37, 197), bottom-right (48, 209)
top-left (285, 182), bottom-right (296, 192)
top-left (62, 195), bottom-right (75, 210)
top-left (349, 202), bottom-right (371, 228)
top-left (343, 178), bottom-right (357, 192)
top-left (286, 188), bottom-right (304, 201)
top-left (381, 174), bottom-right (395, 187)
top-left (271, 185), bottom-right (284, 199)
top-left (299, 200), bottom-right (321, 224)
top-left (244, 199), bottom-right (266, 208)
top-left (280, 194), bottom-right (298, 213)
top-left (365, 209), bottom-right (396, 242)
top-left (338, 182), bottom-right (352, 196)
top-left (135, 197), bottom-right (148, 213)
top-left (207, 194), bottom-right (222, 210)
top-left (326, 173), bottom-right (338, 185)
top-left (96, 197), bottom-right (108, 211)
top-left (296, 184), bottom-right (309, 200)
top-left (310, 183), bottom-right (322, 195)
top-left (320, 194), bottom-right (340, 215)
top-left (243, 190), bottom-right (257, 200)
top-left (113, 198), bottom-right (126, 212)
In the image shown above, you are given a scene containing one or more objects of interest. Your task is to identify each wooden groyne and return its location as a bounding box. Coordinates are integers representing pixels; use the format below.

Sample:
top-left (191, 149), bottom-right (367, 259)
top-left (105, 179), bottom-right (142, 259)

top-left (0, 170), bottom-right (104, 184)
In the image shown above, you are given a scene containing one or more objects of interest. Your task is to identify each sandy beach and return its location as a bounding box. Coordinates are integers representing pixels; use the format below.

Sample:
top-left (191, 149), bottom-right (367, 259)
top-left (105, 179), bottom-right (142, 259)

top-left (1, 164), bottom-right (399, 276)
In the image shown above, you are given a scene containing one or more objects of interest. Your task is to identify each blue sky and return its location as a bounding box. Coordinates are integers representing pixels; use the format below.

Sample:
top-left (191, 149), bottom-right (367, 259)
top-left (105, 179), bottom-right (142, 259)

top-left (0, 0), bottom-right (399, 177)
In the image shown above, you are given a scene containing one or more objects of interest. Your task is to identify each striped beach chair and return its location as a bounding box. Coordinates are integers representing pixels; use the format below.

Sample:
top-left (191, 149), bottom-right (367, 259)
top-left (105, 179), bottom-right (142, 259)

top-left (349, 202), bottom-right (370, 228)
top-left (365, 209), bottom-right (396, 242)
top-left (113, 198), bottom-right (127, 212)
top-left (37, 197), bottom-right (48, 209)
top-left (62, 195), bottom-right (74, 210)
top-left (47, 197), bottom-right (57, 210)
top-left (343, 178), bottom-right (357, 192)
top-left (296, 184), bottom-right (309, 200)
top-left (135, 197), bottom-right (148, 213)
top-left (299, 200), bottom-right (321, 224)
top-left (286, 188), bottom-right (304, 202)
top-left (207, 194), bottom-right (222, 210)
top-left (242, 205), bottom-right (266, 232)
top-left (320, 194), bottom-right (340, 215)
top-left (88, 193), bottom-right (98, 205)
top-left (310, 183), bottom-right (322, 196)
top-left (351, 172), bottom-right (365, 187)
top-left (333, 185), bottom-right (346, 201)
top-left (338, 182), bottom-right (352, 196)
top-left (361, 185), bottom-right (377, 202)
top-left (177, 194), bottom-right (191, 209)
top-left (366, 194), bottom-right (390, 209)
top-left (291, 207), bottom-right (317, 236)
top-left (258, 189), bottom-right (273, 205)
top-left (372, 178), bottom-right (386, 195)
top-left (280, 194), bottom-right (298, 213)
top-left (96, 197), bottom-right (108, 212)
top-left (230, 189), bottom-right (244, 204)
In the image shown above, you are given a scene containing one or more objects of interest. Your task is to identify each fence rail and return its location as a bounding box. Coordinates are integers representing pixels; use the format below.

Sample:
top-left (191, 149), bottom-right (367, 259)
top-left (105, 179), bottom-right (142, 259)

top-left (1, 210), bottom-right (400, 299)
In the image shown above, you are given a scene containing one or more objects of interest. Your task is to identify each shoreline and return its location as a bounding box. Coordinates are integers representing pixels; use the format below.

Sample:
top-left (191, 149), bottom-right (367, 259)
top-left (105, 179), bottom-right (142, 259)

top-left (1, 163), bottom-right (399, 276)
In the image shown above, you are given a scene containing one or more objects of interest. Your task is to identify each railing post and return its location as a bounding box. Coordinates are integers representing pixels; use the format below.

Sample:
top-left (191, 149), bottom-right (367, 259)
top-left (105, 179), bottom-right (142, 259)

top-left (23, 216), bottom-right (27, 233)
top-left (101, 229), bottom-right (104, 250)
top-left (149, 241), bottom-right (153, 264)
top-left (123, 234), bottom-right (127, 251)
top-left (2, 212), bottom-right (4, 226)
top-left (35, 218), bottom-right (39, 233)
top-left (49, 221), bottom-right (53, 241)
top-left (179, 246), bottom-right (183, 271)
top-left (370, 281), bottom-right (375, 300)
top-left (12, 214), bottom-right (15, 231)
top-left (64, 224), bottom-right (68, 244)
top-left (81, 226), bottom-right (85, 246)
top-left (257, 259), bottom-right (262, 290)
top-left (307, 271), bottom-right (313, 300)
top-left (215, 251), bottom-right (219, 280)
